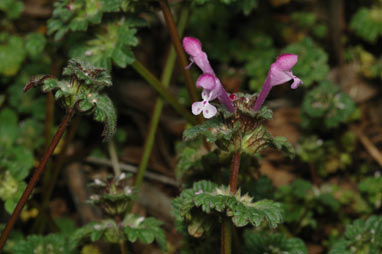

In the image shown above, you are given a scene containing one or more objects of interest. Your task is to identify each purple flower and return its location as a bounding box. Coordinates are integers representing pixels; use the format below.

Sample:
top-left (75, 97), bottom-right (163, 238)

top-left (183, 37), bottom-right (234, 116)
top-left (192, 74), bottom-right (219, 118)
top-left (253, 54), bottom-right (303, 111)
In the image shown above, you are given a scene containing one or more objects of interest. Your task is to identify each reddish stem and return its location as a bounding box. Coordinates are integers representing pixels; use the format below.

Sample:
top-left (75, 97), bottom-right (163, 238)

top-left (0, 108), bottom-right (75, 251)
top-left (159, 0), bottom-right (197, 101)
top-left (229, 151), bottom-right (241, 193)
top-left (221, 151), bottom-right (241, 254)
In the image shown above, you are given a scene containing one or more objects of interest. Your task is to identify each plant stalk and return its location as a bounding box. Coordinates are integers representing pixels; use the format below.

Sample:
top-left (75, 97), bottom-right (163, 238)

top-left (108, 140), bottom-right (121, 177)
top-left (221, 218), bottom-right (232, 254)
top-left (229, 151), bottom-right (241, 193)
top-left (131, 60), bottom-right (196, 125)
top-left (0, 107), bottom-right (75, 251)
top-left (159, 0), bottom-right (198, 105)
top-left (134, 7), bottom-right (188, 189)
top-left (34, 115), bottom-right (81, 233)
top-left (120, 240), bottom-right (128, 254)
top-left (221, 151), bottom-right (241, 254)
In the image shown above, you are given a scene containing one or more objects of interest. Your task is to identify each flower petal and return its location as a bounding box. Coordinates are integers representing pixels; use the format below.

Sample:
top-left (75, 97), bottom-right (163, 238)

top-left (196, 74), bottom-right (216, 90)
top-left (191, 101), bottom-right (204, 115)
top-left (183, 37), bottom-right (202, 57)
top-left (274, 54), bottom-right (298, 71)
top-left (291, 76), bottom-right (303, 89)
top-left (202, 103), bottom-right (217, 119)
top-left (269, 66), bottom-right (293, 87)
top-left (193, 53), bottom-right (215, 74)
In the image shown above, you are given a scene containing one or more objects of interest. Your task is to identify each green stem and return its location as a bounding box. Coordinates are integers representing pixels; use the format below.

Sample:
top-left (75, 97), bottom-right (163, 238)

top-left (0, 107), bottom-right (75, 251)
top-left (119, 240), bottom-right (128, 254)
top-left (131, 60), bottom-right (196, 125)
top-left (221, 218), bottom-right (232, 254)
top-left (159, 0), bottom-right (199, 105)
top-left (134, 7), bottom-right (188, 189)
top-left (108, 140), bottom-right (121, 177)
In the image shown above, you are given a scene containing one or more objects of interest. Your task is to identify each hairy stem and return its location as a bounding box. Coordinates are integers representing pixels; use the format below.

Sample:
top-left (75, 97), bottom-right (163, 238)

top-left (0, 107), bottom-right (75, 251)
top-left (159, 0), bottom-right (198, 105)
top-left (229, 151), bottom-right (241, 193)
top-left (131, 60), bottom-right (196, 125)
top-left (134, 6), bottom-right (188, 189)
top-left (221, 151), bottom-right (241, 254)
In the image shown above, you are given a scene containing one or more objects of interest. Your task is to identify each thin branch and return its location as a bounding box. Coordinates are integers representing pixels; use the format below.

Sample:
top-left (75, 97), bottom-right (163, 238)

top-left (0, 107), bottom-right (76, 251)
top-left (159, 0), bottom-right (199, 105)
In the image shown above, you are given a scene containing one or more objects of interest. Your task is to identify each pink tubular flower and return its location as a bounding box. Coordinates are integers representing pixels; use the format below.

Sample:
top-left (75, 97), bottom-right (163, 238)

top-left (183, 37), bottom-right (234, 116)
top-left (183, 37), bottom-right (215, 74)
top-left (253, 53), bottom-right (303, 111)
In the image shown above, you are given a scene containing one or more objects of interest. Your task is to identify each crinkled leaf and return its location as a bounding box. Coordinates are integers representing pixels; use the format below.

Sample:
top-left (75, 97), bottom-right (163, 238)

top-left (329, 216), bottom-right (382, 254)
top-left (173, 180), bottom-right (283, 231)
top-left (93, 94), bottom-right (117, 141)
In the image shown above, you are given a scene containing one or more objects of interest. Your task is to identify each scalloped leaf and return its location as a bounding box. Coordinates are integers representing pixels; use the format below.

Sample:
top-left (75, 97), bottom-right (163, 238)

top-left (173, 181), bottom-right (283, 230)
top-left (243, 230), bottom-right (307, 254)
top-left (123, 214), bottom-right (167, 251)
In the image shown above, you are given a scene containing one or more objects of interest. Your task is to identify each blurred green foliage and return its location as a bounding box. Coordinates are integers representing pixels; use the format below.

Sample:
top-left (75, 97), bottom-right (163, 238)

top-left (329, 216), bottom-right (382, 254)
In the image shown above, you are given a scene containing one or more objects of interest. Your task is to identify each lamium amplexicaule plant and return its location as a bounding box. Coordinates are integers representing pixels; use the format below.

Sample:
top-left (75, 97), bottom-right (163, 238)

top-left (171, 37), bottom-right (306, 254)
top-left (2, 1), bottom-right (382, 253)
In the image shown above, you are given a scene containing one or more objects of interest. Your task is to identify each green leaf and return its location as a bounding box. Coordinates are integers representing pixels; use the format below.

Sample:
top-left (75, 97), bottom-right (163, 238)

top-left (301, 81), bottom-right (356, 129)
top-left (329, 216), bottom-right (382, 254)
top-left (100, 0), bottom-right (122, 12)
top-left (0, 35), bottom-right (26, 76)
top-left (93, 94), bottom-right (117, 141)
top-left (54, 217), bottom-right (77, 235)
top-left (0, 0), bottom-right (24, 19)
top-left (269, 136), bottom-right (295, 159)
top-left (0, 108), bottom-right (19, 148)
top-left (173, 181), bottom-right (283, 232)
top-left (351, 7), bottom-right (382, 43)
top-left (69, 19), bottom-right (141, 71)
top-left (123, 214), bottom-right (167, 251)
top-left (25, 33), bottom-right (47, 59)
top-left (9, 233), bottom-right (78, 254)
top-left (183, 117), bottom-right (222, 143)
top-left (243, 229), bottom-right (307, 254)
top-left (42, 78), bottom-right (59, 92)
